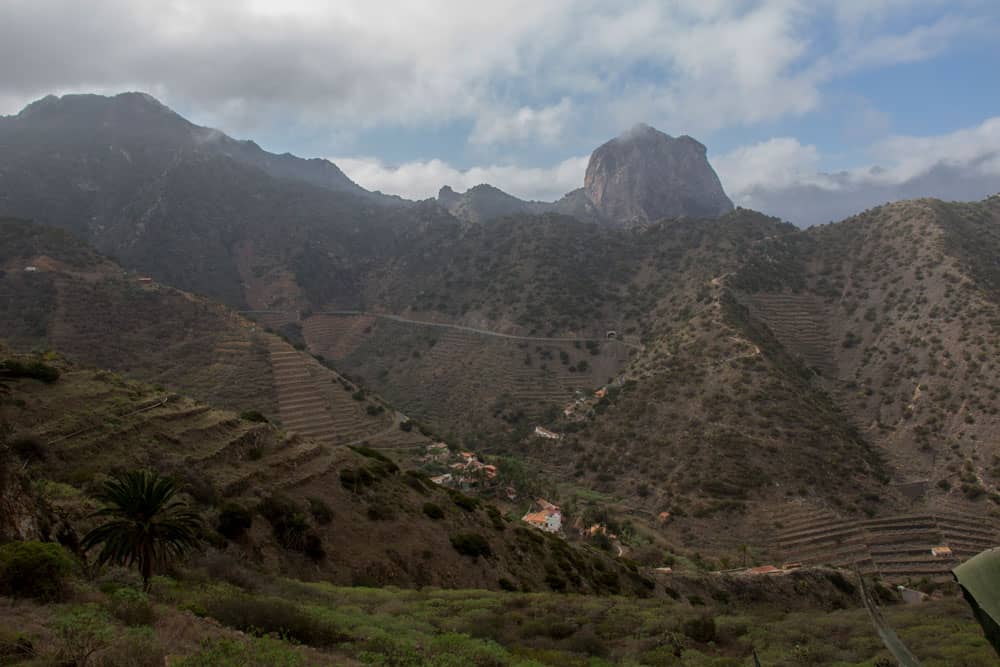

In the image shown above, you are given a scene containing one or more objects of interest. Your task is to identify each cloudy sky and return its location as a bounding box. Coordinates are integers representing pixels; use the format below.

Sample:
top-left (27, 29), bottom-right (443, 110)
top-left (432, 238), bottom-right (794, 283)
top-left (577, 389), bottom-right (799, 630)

top-left (2, 0), bottom-right (999, 225)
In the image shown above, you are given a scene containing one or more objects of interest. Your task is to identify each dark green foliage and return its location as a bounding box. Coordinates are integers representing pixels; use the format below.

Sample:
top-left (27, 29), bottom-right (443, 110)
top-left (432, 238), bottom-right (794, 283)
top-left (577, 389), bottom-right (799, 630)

top-left (403, 470), bottom-right (432, 494)
top-left (82, 470), bottom-right (202, 591)
top-left (498, 577), bottom-right (517, 591)
top-left (0, 358), bottom-right (60, 383)
top-left (349, 445), bottom-right (397, 466)
top-left (485, 505), bottom-right (506, 531)
top-left (399, 419), bottom-right (414, 432)
top-left (10, 435), bottom-right (45, 462)
top-left (339, 467), bottom-right (375, 492)
top-left (204, 595), bottom-right (348, 647)
top-left (239, 410), bottom-right (268, 423)
top-left (683, 615), bottom-right (717, 643)
top-left (217, 503), bottom-right (253, 540)
top-left (307, 497), bottom-right (333, 525)
top-left (0, 541), bottom-right (75, 601)
top-left (257, 495), bottom-right (318, 554)
top-left (448, 489), bottom-right (480, 512)
top-left (107, 588), bottom-right (155, 626)
top-left (450, 533), bottom-right (492, 558)
top-left (422, 502), bottom-right (445, 520)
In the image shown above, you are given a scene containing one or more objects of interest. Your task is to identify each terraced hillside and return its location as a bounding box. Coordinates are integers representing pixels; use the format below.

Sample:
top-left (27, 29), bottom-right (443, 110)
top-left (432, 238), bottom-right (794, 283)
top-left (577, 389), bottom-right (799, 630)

top-left (774, 503), bottom-right (998, 582)
top-left (306, 314), bottom-right (631, 442)
top-left (0, 348), bottom-right (653, 594)
top-left (267, 337), bottom-right (395, 445)
top-left (0, 219), bottom-right (280, 415)
top-left (303, 312), bottom-right (377, 359)
top-left (741, 291), bottom-right (837, 377)
top-left (730, 197), bottom-right (1000, 516)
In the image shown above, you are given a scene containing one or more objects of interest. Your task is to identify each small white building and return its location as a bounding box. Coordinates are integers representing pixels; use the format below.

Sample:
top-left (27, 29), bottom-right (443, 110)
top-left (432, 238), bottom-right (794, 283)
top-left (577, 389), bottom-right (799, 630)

top-left (534, 426), bottom-right (562, 440)
top-left (23, 266), bottom-right (39, 272)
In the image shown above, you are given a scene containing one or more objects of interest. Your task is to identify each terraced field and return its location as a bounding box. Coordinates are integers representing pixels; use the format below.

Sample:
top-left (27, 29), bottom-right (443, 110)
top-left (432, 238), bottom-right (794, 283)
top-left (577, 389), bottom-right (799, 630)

top-left (743, 292), bottom-right (837, 377)
top-left (774, 503), bottom-right (998, 582)
top-left (303, 313), bottom-right (376, 359)
top-left (267, 338), bottom-right (392, 445)
top-left (245, 310), bottom-right (299, 332)
top-left (302, 313), bottom-right (629, 435)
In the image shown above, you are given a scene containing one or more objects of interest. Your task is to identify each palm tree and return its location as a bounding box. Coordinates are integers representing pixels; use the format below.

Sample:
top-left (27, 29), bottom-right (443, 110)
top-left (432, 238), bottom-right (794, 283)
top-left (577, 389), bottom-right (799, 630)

top-left (82, 470), bottom-right (202, 591)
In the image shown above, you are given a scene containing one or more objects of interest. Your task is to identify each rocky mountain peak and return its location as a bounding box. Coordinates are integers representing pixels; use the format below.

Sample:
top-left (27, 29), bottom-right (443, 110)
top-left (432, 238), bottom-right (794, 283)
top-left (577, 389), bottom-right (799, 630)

top-left (584, 123), bottom-right (733, 225)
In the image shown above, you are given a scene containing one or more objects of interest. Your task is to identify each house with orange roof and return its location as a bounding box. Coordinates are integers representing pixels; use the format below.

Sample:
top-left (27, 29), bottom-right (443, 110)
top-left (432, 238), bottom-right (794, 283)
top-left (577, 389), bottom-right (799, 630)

top-left (522, 499), bottom-right (562, 533)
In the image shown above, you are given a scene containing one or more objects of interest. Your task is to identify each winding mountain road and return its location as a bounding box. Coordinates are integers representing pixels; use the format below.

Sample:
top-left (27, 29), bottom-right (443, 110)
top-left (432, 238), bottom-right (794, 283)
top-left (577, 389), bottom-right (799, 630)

top-left (318, 310), bottom-right (646, 351)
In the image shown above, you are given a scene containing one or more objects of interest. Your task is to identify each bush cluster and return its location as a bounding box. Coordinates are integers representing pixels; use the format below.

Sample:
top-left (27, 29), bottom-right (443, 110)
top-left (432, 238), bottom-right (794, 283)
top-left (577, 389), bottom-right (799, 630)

top-left (0, 359), bottom-right (60, 383)
top-left (450, 533), bottom-right (492, 558)
top-left (0, 540), bottom-right (75, 601)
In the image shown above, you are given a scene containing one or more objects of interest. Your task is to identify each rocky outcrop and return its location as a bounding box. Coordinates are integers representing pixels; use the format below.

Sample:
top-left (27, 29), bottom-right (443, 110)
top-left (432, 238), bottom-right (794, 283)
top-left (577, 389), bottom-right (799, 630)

top-left (437, 124), bottom-right (732, 226)
top-left (583, 123), bottom-right (733, 225)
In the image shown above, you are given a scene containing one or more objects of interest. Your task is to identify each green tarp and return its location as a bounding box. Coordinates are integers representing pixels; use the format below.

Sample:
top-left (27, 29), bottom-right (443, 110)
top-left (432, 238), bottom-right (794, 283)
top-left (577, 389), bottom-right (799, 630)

top-left (953, 547), bottom-right (1000, 658)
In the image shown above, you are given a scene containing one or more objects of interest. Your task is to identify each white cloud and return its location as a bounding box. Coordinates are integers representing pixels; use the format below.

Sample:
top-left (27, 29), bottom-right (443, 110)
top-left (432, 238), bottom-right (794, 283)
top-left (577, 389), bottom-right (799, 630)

top-left (333, 155), bottom-right (589, 202)
top-left (470, 99), bottom-right (574, 146)
top-left (716, 117), bottom-right (1000, 225)
top-left (713, 138), bottom-right (825, 197)
top-left (0, 1), bottom-right (988, 147)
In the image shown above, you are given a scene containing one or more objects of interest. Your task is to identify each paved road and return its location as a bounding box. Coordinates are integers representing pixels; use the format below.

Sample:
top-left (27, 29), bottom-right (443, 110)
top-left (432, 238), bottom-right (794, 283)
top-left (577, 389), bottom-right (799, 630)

top-left (319, 310), bottom-right (645, 351)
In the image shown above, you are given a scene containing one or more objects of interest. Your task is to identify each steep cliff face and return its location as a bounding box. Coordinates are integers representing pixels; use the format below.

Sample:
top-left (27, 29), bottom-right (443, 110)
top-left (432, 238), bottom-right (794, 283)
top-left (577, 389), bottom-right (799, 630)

top-left (583, 123), bottom-right (733, 225)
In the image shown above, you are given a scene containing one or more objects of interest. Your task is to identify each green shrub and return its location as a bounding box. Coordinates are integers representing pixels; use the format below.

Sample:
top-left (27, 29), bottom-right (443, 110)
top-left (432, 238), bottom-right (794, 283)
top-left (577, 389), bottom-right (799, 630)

top-left (10, 436), bottom-right (45, 462)
top-left (339, 467), bottom-right (375, 492)
top-left (422, 502), bottom-right (445, 520)
top-left (0, 540), bottom-right (75, 601)
top-left (239, 410), bottom-right (268, 423)
top-left (349, 446), bottom-right (400, 474)
top-left (450, 533), bottom-right (492, 559)
top-left (498, 577), bottom-right (517, 592)
top-left (307, 497), bottom-right (333, 525)
top-left (217, 503), bottom-right (253, 539)
top-left (54, 606), bottom-right (114, 665)
top-left (180, 637), bottom-right (305, 667)
top-left (403, 470), bottom-right (432, 494)
top-left (448, 489), bottom-right (480, 512)
top-left (108, 588), bottom-right (155, 626)
top-left (0, 359), bottom-right (60, 383)
top-left (101, 627), bottom-right (165, 667)
top-left (257, 495), bottom-right (319, 554)
top-left (682, 614), bottom-right (717, 643)
top-left (203, 596), bottom-right (348, 647)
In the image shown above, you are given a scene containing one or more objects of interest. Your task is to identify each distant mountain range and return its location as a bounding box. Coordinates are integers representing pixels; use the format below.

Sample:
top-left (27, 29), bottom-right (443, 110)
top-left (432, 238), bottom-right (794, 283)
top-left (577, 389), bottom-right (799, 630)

top-left (3, 91), bottom-right (1000, 560)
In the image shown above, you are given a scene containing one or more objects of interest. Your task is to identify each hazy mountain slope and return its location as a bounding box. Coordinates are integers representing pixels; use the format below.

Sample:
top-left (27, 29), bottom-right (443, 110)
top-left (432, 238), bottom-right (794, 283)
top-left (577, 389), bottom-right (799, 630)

top-left (0, 347), bottom-right (653, 594)
top-left (732, 196), bottom-right (1000, 512)
top-left (0, 93), bottom-right (412, 307)
top-left (0, 218), bottom-right (399, 447)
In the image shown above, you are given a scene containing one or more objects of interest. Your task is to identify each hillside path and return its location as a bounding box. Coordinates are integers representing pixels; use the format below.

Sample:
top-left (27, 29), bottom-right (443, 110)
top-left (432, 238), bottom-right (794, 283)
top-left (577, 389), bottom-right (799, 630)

top-left (319, 310), bottom-right (646, 351)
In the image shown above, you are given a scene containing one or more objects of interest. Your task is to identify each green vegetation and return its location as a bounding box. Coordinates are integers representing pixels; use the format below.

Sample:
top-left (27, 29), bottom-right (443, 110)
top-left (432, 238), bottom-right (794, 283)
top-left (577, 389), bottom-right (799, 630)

top-left (450, 533), bottom-right (492, 558)
top-left (82, 470), bottom-right (203, 591)
top-left (216, 503), bottom-right (253, 539)
top-left (0, 540), bottom-right (75, 601)
top-left (0, 358), bottom-right (60, 383)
